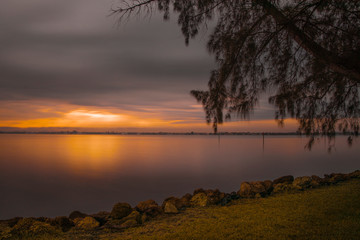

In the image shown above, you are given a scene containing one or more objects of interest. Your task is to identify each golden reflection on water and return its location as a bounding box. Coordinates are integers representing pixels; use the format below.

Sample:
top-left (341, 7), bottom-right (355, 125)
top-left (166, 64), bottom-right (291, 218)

top-left (1, 134), bottom-right (359, 219)
top-left (0, 134), bottom-right (218, 177)
top-left (61, 135), bottom-right (123, 176)
top-left (0, 135), bottom-right (127, 177)
top-left (0, 134), bottom-right (358, 179)
top-left (0, 134), bottom-right (236, 178)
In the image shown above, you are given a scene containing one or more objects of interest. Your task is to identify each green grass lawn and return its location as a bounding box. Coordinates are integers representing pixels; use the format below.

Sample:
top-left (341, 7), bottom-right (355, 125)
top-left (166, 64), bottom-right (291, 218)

top-left (100, 179), bottom-right (360, 240)
top-left (2, 179), bottom-right (360, 240)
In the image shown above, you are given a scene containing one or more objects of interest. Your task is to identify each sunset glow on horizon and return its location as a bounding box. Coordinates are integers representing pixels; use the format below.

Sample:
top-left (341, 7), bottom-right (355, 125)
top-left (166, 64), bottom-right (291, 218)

top-left (0, 0), bottom-right (299, 134)
top-left (0, 100), bottom-right (298, 132)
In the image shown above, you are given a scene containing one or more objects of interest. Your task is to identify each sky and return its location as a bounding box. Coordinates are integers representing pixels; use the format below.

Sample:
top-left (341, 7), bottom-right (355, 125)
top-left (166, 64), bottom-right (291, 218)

top-left (0, 0), bottom-right (297, 133)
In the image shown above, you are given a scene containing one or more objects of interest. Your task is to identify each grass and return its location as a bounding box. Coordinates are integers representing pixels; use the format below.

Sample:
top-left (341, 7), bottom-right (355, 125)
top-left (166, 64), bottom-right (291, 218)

top-left (99, 179), bottom-right (360, 240)
top-left (2, 179), bottom-right (360, 240)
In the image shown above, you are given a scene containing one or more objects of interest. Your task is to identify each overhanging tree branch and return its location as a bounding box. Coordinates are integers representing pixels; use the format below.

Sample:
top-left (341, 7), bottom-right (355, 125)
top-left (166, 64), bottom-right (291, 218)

top-left (259, 0), bottom-right (360, 83)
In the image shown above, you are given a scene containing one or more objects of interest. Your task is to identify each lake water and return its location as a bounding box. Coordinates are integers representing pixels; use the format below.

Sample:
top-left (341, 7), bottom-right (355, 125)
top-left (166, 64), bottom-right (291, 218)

top-left (0, 134), bottom-right (359, 219)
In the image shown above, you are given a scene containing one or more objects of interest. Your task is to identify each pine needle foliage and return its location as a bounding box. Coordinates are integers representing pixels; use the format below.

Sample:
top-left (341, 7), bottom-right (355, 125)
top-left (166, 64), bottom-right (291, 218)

top-left (114, 0), bottom-right (360, 139)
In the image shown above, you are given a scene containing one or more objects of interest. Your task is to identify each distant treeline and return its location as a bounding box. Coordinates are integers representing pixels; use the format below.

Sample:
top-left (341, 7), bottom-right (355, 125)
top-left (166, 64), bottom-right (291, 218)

top-left (0, 131), bottom-right (356, 136)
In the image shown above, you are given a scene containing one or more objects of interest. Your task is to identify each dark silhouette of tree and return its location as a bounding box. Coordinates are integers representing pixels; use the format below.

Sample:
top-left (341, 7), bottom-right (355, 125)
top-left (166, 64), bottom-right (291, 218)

top-left (114, 0), bottom-right (360, 143)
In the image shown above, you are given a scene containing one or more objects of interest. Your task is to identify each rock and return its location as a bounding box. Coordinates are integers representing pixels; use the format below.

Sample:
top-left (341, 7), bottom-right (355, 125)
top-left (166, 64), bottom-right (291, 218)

top-left (263, 180), bottom-right (274, 192)
top-left (164, 202), bottom-right (179, 214)
top-left (237, 182), bottom-right (252, 197)
top-left (9, 218), bottom-right (60, 237)
top-left (1, 217), bottom-right (23, 228)
top-left (324, 173), bottom-right (349, 184)
top-left (238, 182), bottom-right (259, 198)
top-left (310, 175), bottom-right (323, 187)
top-left (190, 193), bottom-right (209, 207)
top-left (293, 176), bottom-right (312, 189)
top-left (230, 191), bottom-right (240, 200)
top-left (0, 222), bottom-right (11, 239)
top-left (69, 211), bottom-right (87, 220)
top-left (111, 202), bottom-right (132, 219)
top-left (141, 213), bottom-right (150, 223)
top-left (255, 193), bottom-right (262, 198)
top-left (220, 191), bottom-right (240, 206)
top-left (193, 188), bottom-right (206, 195)
top-left (237, 181), bottom-right (273, 198)
top-left (123, 211), bottom-right (141, 224)
top-left (136, 200), bottom-right (162, 217)
top-left (348, 170), bottom-right (360, 178)
top-left (178, 193), bottom-right (192, 209)
top-left (33, 217), bottom-right (50, 223)
top-left (273, 175), bottom-right (294, 184)
top-left (75, 216), bottom-right (100, 230)
top-left (190, 189), bottom-right (226, 206)
top-left (91, 211), bottom-right (110, 226)
top-left (104, 210), bottom-right (142, 229)
top-left (182, 193), bottom-right (193, 201)
top-left (191, 189), bottom-right (226, 205)
top-left (121, 219), bottom-right (138, 228)
top-left (48, 216), bottom-right (74, 232)
top-left (220, 194), bottom-right (232, 206)
top-left (102, 219), bottom-right (121, 229)
top-left (272, 183), bottom-right (297, 193)
top-left (206, 189), bottom-right (226, 205)
top-left (72, 218), bottom-right (82, 225)
top-left (136, 199), bottom-right (157, 212)
top-left (162, 197), bottom-right (180, 209)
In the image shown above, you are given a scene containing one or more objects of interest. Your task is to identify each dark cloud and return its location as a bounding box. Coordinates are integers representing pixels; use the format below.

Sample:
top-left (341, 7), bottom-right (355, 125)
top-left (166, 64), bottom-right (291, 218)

top-left (0, 0), bottom-right (275, 124)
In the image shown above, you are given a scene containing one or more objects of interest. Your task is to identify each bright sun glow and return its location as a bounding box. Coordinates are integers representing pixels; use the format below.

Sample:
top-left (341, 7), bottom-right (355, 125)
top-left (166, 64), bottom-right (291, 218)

top-left (66, 110), bottom-right (121, 122)
top-left (0, 101), bottom-right (299, 131)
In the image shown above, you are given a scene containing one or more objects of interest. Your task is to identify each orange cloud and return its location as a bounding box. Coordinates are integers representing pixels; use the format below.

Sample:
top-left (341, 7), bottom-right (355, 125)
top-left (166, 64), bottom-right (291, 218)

top-left (0, 100), bottom-right (298, 132)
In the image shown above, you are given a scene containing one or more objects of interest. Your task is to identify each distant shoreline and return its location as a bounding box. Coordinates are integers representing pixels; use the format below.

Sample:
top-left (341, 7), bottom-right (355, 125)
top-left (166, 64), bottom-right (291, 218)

top-left (0, 131), bottom-right (297, 135)
top-left (0, 131), bottom-right (355, 136)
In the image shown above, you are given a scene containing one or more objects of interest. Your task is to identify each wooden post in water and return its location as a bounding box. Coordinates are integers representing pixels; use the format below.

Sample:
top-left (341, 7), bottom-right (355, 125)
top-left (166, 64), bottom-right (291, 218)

top-left (262, 132), bottom-right (265, 153)
top-left (218, 131), bottom-right (221, 148)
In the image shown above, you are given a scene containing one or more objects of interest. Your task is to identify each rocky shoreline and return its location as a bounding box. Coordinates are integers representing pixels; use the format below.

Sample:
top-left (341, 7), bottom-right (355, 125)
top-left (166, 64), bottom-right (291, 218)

top-left (1, 170), bottom-right (359, 239)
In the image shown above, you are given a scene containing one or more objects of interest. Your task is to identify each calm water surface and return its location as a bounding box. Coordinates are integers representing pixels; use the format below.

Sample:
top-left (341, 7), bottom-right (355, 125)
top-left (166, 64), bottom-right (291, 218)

top-left (0, 134), bottom-right (359, 219)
